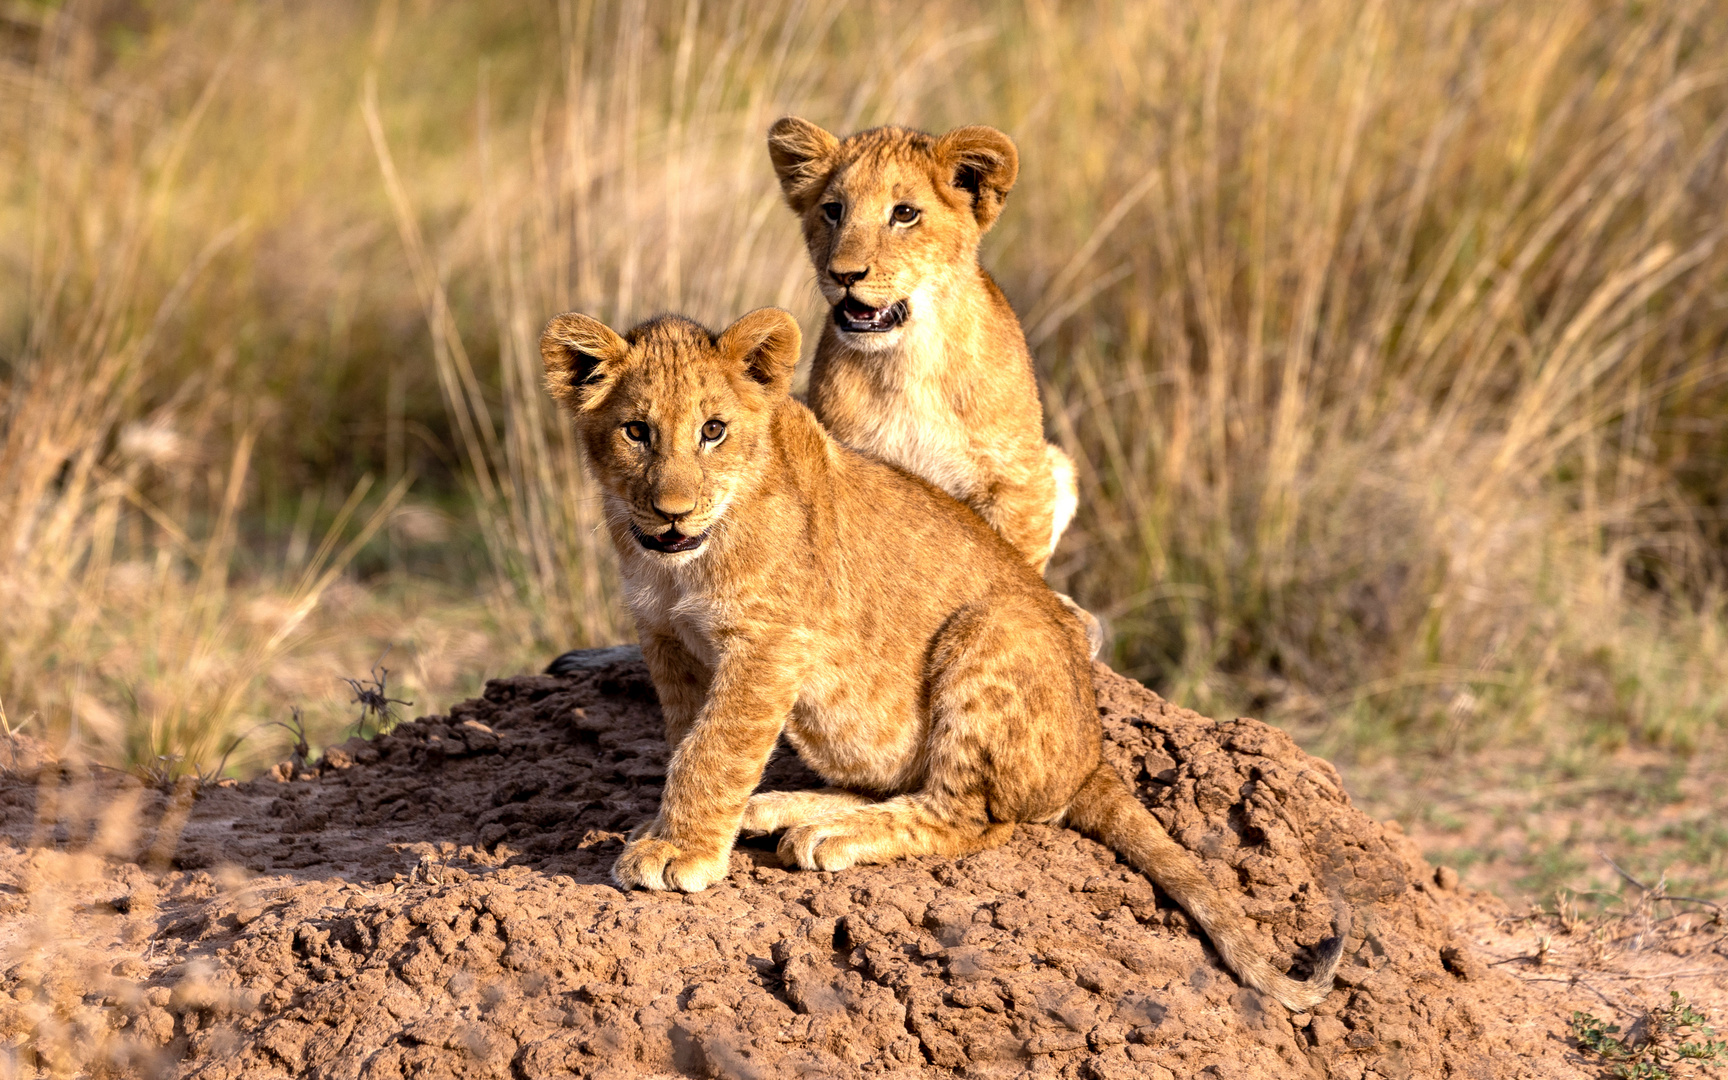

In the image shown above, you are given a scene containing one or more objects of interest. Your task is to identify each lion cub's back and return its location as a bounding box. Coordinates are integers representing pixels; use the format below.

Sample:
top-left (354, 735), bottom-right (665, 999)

top-left (821, 433), bottom-right (1062, 615)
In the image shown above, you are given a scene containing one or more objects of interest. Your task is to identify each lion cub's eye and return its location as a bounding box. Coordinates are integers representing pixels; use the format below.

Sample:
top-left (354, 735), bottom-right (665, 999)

top-left (701, 419), bottom-right (727, 443)
top-left (891, 203), bottom-right (920, 226)
top-left (820, 202), bottom-right (843, 225)
top-left (623, 421), bottom-right (650, 443)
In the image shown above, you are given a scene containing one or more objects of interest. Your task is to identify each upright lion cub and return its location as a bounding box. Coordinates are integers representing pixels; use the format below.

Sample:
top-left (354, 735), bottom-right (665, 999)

top-left (766, 118), bottom-right (1078, 575)
top-left (541, 306), bottom-right (1342, 1011)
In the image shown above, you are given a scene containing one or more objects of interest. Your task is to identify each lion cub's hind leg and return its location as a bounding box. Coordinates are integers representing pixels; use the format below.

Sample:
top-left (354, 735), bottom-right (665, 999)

top-left (740, 789), bottom-right (875, 834)
top-left (778, 793), bottom-right (1016, 872)
top-left (778, 593), bottom-right (1091, 874)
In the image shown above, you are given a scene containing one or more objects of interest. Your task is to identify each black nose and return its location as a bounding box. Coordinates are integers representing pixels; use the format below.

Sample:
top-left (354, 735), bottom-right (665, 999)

top-left (830, 268), bottom-right (868, 288)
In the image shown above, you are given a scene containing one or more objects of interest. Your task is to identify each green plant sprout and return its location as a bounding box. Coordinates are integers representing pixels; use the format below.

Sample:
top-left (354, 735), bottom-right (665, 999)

top-left (1571, 992), bottom-right (1726, 1079)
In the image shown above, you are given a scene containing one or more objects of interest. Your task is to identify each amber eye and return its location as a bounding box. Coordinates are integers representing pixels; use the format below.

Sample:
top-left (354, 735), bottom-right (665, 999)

top-left (891, 203), bottom-right (920, 225)
top-left (820, 201), bottom-right (843, 224)
top-left (623, 421), bottom-right (650, 443)
top-left (701, 419), bottom-right (727, 443)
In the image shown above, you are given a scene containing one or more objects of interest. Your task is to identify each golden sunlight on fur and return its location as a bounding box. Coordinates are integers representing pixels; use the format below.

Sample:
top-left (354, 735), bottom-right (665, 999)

top-left (540, 308), bottom-right (1343, 1011)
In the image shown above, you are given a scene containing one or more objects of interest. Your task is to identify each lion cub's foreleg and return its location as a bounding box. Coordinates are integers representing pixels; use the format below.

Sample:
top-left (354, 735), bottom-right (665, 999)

top-left (963, 442), bottom-right (1080, 575)
top-left (973, 476), bottom-right (1059, 574)
top-left (640, 629), bottom-right (710, 750)
top-left (614, 639), bottom-right (799, 893)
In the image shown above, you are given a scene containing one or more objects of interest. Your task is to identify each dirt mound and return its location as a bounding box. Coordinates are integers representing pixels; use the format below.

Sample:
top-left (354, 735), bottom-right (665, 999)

top-left (0, 651), bottom-right (1589, 1078)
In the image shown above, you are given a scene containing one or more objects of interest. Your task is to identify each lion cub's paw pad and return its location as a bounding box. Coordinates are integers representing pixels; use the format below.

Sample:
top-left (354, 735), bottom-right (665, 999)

top-left (612, 837), bottom-right (729, 892)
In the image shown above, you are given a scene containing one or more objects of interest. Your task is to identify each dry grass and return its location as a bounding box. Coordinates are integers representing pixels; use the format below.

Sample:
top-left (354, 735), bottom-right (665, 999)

top-left (1032, 1), bottom-right (1728, 756)
top-left (2, 0), bottom-right (1727, 790)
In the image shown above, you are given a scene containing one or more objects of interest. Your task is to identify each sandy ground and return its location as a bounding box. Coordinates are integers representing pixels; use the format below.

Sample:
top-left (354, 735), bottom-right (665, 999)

top-left (1337, 736), bottom-right (1728, 912)
top-left (0, 648), bottom-right (1722, 1078)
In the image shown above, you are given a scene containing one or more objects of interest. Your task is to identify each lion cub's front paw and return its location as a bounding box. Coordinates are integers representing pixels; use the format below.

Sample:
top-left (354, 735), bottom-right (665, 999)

top-left (612, 836), bottom-right (731, 892)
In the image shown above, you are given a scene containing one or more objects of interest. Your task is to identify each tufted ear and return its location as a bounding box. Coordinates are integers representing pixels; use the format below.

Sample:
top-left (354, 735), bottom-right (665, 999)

top-left (935, 125), bottom-right (1019, 232)
top-left (767, 117), bottom-right (841, 215)
top-left (717, 308), bottom-right (801, 398)
top-left (541, 313), bottom-right (629, 411)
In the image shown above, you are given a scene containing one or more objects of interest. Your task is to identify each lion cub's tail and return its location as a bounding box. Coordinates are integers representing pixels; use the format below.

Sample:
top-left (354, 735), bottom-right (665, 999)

top-left (1063, 764), bottom-right (1345, 1012)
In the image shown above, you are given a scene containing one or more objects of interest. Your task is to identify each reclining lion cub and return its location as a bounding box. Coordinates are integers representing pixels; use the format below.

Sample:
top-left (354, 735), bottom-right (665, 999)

top-left (540, 306), bottom-right (1342, 1010)
top-left (766, 118), bottom-right (1077, 576)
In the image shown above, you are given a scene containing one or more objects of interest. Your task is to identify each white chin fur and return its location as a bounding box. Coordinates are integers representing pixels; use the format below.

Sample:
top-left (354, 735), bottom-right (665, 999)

top-left (650, 545), bottom-right (708, 567)
top-left (837, 324), bottom-right (906, 352)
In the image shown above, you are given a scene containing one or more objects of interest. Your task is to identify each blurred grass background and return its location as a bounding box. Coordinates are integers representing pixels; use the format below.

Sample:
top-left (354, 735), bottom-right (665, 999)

top-left (2, 0), bottom-right (1726, 898)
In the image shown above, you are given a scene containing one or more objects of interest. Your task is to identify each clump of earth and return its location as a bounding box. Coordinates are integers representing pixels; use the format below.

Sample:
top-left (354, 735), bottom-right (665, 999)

top-left (0, 650), bottom-right (1697, 1078)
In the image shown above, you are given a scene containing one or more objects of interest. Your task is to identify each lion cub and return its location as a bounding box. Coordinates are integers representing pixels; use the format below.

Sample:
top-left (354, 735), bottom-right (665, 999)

top-left (767, 118), bottom-right (1077, 576)
top-left (541, 307), bottom-right (1341, 1010)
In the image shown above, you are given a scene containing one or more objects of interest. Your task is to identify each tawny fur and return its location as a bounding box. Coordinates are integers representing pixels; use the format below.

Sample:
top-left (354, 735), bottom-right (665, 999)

top-left (767, 117), bottom-right (1079, 573)
top-left (540, 308), bottom-right (1342, 1011)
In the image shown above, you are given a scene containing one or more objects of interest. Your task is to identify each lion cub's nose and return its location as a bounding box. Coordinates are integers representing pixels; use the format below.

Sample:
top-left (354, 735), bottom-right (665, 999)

top-left (829, 267), bottom-right (868, 288)
top-left (653, 496), bottom-right (696, 523)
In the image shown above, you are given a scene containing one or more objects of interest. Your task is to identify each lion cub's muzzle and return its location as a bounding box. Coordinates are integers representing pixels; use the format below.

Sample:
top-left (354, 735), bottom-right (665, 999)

top-left (630, 521), bottom-right (710, 555)
top-left (833, 295), bottom-right (909, 334)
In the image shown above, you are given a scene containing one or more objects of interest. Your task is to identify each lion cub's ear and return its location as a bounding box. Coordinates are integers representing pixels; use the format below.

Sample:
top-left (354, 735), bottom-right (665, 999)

top-left (767, 117), bottom-right (840, 215)
top-left (935, 126), bottom-right (1019, 232)
top-left (717, 308), bottom-right (801, 398)
top-left (541, 313), bottom-right (628, 411)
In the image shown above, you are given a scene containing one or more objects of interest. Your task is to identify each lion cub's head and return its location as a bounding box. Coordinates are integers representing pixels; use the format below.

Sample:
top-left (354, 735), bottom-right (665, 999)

top-left (540, 308), bottom-right (801, 563)
top-left (767, 118), bottom-right (1018, 350)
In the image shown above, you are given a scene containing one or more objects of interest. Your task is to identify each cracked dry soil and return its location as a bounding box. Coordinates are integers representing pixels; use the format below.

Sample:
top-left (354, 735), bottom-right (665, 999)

top-left (0, 650), bottom-right (1588, 1078)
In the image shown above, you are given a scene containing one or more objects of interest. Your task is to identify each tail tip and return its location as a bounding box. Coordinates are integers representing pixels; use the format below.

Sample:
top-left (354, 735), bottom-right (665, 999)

top-left (1274, 929), bottom-right (1347, 1011)
top-left (1309, 932), bottom-right (1346, 980)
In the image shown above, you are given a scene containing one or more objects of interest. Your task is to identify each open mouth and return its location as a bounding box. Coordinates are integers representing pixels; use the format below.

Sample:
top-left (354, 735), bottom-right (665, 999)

top-left (630, 522), bottom-right (709, 554)
top-left (833, 296), bottom-right (909, 333)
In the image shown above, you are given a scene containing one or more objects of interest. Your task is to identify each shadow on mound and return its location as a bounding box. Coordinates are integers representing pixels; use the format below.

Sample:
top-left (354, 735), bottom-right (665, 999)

top-left (177, 647), bottom-right (836, 890)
